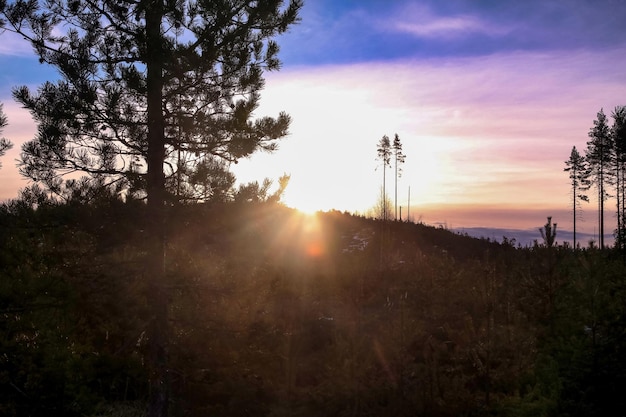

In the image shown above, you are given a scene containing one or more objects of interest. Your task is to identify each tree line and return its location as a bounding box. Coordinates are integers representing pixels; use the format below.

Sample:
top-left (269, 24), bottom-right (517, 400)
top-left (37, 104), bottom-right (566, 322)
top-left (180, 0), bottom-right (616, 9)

top-left (565, 106), bottom-right (626, 250)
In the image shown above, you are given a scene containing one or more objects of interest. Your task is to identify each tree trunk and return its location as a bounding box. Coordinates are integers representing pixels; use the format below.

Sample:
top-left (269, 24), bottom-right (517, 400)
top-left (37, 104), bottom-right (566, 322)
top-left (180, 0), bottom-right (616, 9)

top-left (619, 164), bottom-right (626, 252)
top-left (599, 155), bottom-right (605, 249)
top-left (145, 2), bottom-right (169, 416)
top-left (573, 180), bottom-right (577, 249)
top-left (394, 153), bottom-right (398, 220)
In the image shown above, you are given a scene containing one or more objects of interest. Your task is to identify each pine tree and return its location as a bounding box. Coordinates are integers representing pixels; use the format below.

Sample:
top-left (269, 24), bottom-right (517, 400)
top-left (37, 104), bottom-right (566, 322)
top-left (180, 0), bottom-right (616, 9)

top-left (540, 216), bottom-right (557, 247)
top-left (392, 133), bottom-right (406, 221)
top-left (611, 106), bottom-right (626, 251)
top-left (1, 2), bottom-right (301, 416)
top-left (2, 1), bottom-right (300, 203)
top-left (564, 146), bottom-right (589, 249)
top-left (585, 109), bottom-right (614, 249)
top-left (377, 135), bottom-right (392, 221)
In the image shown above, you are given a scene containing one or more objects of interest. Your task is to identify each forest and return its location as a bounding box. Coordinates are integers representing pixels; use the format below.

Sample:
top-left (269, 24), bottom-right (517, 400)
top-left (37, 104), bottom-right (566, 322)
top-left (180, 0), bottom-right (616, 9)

top-left (2, 193), bottom-right (626, 416)
top-left (1, 1), bottom-right (626, 416)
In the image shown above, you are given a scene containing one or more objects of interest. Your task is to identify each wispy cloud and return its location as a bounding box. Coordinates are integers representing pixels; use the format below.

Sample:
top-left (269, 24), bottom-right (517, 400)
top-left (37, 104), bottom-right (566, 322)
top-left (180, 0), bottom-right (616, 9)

top-left (388, 4), bottom-right (507, 40)
top-left (279, 0), bottom-right (626, 66)
top-left (394, 16), bottom-right (502, 39)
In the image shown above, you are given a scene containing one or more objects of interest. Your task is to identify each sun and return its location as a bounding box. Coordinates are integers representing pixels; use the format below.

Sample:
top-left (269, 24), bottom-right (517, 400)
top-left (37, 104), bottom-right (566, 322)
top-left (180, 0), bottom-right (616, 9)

top-left (281, 187), bottom-right (325, 215)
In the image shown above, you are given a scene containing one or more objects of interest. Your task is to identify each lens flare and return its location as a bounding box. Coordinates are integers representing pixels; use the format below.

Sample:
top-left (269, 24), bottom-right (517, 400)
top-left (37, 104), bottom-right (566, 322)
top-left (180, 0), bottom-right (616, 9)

top-left (299, 211), bottom-right (325, 258)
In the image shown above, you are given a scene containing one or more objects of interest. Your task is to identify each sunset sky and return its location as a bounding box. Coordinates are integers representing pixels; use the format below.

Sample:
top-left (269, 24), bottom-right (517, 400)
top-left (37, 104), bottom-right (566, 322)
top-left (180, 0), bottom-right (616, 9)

top-left (2, 0), bottom-right (626, 237)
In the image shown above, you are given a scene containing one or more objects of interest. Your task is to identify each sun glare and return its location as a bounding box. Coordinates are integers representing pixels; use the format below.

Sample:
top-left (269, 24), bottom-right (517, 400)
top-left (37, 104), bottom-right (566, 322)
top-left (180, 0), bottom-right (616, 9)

top-left (263, 209), bottom-right (328, 264)
top-left (298, 211), bottom-right (325, 258)
top-left (281, 187), bottom-right (325, 215)
top-left (398, 137), bottom-right (462, 207)
top-left (291, 203), bottom-right (320, 216)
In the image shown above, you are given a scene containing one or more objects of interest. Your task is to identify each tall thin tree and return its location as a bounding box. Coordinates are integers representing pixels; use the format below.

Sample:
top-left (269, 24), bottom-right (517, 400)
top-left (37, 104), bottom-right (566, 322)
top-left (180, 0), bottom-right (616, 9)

top-left (392, 133), bottom-right (406, 221)
top-left (564, 146), bottom-right (589, 249)
top-left (377, 135), bottom-right (392, 221)
top-left (611, 106), bottom-right (626, 251)
top-left (585, 109), bottom-right (614, 249)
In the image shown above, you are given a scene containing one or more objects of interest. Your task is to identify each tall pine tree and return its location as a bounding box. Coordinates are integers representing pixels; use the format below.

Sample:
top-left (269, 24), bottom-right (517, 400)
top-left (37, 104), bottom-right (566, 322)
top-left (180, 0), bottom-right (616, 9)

top-left (611, 106), bottom-right (626, 251)
top-left (392, 133), bottom-right (406, 221)
top-left (586, 109), bottom-right (614, 249)
top-left (377, 134), bottom-right (392, 220)
top-left (564, 146), bottom-right (589, 249)
top-left (1, 1), bottom-right (301, 416)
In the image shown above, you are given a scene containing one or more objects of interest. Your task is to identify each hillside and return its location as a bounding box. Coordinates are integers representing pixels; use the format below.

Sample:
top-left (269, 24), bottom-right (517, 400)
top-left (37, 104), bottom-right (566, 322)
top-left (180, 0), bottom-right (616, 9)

top-left (1, 199), bottom-right (626, 416)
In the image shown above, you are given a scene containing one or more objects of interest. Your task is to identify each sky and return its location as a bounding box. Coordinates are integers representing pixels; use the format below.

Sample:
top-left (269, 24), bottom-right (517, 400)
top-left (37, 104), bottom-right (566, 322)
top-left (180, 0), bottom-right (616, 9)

top-left (2, 0), bottom-right (626, 239)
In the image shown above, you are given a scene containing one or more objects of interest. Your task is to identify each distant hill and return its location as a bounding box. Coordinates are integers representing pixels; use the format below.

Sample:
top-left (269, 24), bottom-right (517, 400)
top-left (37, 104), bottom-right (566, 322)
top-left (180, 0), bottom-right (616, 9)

top-left (453, 226), bottom-right (612, 248)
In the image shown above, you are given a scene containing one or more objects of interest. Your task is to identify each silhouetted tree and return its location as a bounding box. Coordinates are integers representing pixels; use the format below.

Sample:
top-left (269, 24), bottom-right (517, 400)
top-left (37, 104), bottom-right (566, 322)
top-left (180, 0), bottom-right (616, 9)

top-left (564, 146), bottom-right (589, 249)
top-left (535, 216), bottom-right (562, 320)
top-left (0, 103), bottom-right (12, 169)
top-left (377, 135), bottom-right (392, 221)
top-left (392, 133), bottom-right (406, 221)
top-left (540, 216), bottom-right (557, 248)
top-left (2, 1), bottom-right (300, 203)
top-left (234, 174), bottom-right (290, 203)
top-left (585, 109), bottom-right (614, 249)
top-left (0, 2), bottom-right (301, 416)
top-left (611, 106), bottom-right (626, 251)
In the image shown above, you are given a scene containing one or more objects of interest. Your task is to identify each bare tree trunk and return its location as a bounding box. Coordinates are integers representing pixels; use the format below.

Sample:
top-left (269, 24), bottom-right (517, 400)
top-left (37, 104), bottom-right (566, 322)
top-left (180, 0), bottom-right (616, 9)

top-left (596, 162), bottom-right (603, 249)
top-left (617, 164), bottom-right (620, 249)
top-left (600, 176), bottom-right (605, 249)
top-left (619, 164), bottom-right (626, 252)
top-left (573, 181), bottom-right (577, 249)
top-left (146, 2), bottom-right (169, 416)
top-left (394, 153), bottom-right (398, 220)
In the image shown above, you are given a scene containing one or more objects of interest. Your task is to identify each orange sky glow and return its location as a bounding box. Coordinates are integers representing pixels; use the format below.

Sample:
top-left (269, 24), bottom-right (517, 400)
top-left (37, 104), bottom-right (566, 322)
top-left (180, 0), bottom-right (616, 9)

top-left (232, 53), bottom-right (626, 234)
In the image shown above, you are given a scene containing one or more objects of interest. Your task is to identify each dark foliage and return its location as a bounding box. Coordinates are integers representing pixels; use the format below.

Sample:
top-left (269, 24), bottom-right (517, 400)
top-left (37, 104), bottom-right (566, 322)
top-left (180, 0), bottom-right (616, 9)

top-left (1, 197), bottom-right (626, 416)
